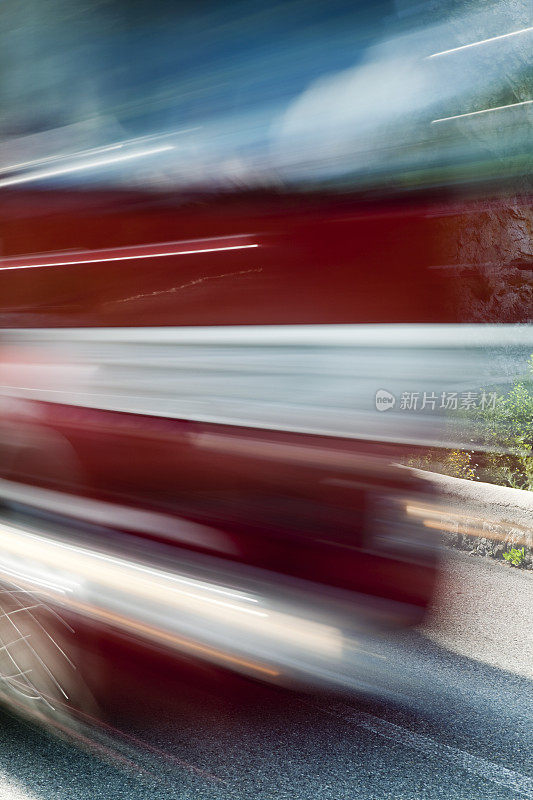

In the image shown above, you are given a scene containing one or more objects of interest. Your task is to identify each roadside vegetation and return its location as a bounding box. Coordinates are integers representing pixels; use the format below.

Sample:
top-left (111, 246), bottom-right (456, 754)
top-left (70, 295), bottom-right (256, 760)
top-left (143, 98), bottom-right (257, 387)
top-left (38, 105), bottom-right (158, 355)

top-left (406, 354), bottom-right (532, 568)
top-left (409, 354), bottom-right (533, 491)
top-left (503, 546), bottom-right (526, 567)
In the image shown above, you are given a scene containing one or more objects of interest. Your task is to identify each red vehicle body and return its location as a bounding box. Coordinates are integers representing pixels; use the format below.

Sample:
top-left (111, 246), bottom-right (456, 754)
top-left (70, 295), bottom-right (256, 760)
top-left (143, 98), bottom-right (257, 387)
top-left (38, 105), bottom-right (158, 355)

top-left (0, 188), bottom-right (492, 327)
top-left (1, 188), bottom-right (530, 579)
top-left (0, 186), bottom-right (529, 723)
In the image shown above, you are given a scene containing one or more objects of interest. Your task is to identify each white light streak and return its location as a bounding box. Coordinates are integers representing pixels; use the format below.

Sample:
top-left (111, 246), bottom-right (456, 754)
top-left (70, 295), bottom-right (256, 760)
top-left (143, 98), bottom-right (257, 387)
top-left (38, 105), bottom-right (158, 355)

top-left (0, 126), bottom-right (199, 176)
top-left (0, 244), bottom-right (259, 271)
top-left (431, 99), bottom-right (532, 124)
top-left (0, 521), bottom-right (342, 658)
top-left (0, 564), bottom-right (73, 595)
top-left (0, 144), bottom-right (124, 175)
top-left (428, 26), bottom-right (533, 58)
top-left (0, 145), bottom-right (174, 188)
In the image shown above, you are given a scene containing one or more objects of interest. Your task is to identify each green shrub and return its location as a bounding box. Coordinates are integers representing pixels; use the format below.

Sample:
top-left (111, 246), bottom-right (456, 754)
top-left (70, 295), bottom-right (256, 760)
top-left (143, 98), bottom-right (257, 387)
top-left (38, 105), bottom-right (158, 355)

top-left (475, 354), bottom-right (533, 490)
top-left (503, 547), bottom-right (526, 566)
top-left (405, 354), bottom-right (533, 491)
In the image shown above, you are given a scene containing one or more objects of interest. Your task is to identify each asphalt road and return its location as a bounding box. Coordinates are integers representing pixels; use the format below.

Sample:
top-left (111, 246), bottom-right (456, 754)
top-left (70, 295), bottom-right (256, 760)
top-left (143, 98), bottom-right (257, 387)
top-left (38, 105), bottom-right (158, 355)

top-left (0, 550), bottom-right (531, 800)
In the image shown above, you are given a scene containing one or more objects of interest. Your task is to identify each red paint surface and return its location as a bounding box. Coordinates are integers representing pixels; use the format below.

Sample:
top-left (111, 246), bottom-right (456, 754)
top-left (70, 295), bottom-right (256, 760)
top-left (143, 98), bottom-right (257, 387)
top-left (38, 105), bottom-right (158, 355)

top-left (2, 189), bottom-right (527, 328)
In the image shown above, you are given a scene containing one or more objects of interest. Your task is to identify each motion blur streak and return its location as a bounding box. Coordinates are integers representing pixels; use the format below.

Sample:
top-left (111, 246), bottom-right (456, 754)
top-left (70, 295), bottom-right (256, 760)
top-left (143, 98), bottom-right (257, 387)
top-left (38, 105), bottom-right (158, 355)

top-left (0, 144), bottom-right (125, 175)
top-left (0, 242), bottom-right (259, 271)
top-left (0, 128), bottom-right (198, 175)
top-left (2, 0), bottom-right (530, 190)
top-left (428, 25), bottom-right (533, 57)
top-left (0, 146), bottom-right (175, 188)
top-left (0, 517), bottom-right (344, 679)
top-left (0, 478), bottom-right (238, 555)
top-left (1, 324), bottom-right (531, 451)
top-left (422, 519), bottom-right (530, 547)
top-left (431, 99), bottom-right (533, 124)
top-left (59, 604), bottom-right (281, 678)
top-left (406, 504), bottom-right (531, 547)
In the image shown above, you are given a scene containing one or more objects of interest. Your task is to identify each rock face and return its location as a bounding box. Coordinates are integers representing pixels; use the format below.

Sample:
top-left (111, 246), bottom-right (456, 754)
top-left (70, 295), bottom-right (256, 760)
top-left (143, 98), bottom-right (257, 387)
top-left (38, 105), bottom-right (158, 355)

top-left (436, 201), bottom-right (533, 323)
top-left (411, 468), bottom-right (533, 568)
